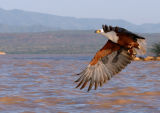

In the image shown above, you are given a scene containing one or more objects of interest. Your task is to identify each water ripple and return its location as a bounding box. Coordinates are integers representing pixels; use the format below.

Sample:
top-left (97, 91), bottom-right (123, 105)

top-left (0, 54), bottom-right (159, 113)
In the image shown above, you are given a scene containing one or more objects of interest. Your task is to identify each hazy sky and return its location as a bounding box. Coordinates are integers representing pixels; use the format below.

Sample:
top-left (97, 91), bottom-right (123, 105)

top-left (0, 0), bottom-right (159, 24)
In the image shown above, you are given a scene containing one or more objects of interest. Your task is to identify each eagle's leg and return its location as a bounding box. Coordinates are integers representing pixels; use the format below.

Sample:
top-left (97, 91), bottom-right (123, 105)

top-left (128, 41), bottom-right (140, 49)
top-left (133, 42), bottom-right (140, 49)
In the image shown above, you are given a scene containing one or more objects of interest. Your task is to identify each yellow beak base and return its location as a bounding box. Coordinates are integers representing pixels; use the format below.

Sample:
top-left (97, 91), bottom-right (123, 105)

top-left (95, 30), bottom-right (101, 34)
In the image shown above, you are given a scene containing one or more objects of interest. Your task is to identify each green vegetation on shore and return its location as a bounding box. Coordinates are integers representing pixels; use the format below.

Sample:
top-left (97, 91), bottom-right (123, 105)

top-left (151, 42), bottom-right (160, 56)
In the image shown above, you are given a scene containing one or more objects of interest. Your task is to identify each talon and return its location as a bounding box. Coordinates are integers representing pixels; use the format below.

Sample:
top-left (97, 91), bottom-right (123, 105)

top-left (131, 55), bottom-right (136, 59)
top-left (128, 50), bottom-right (131, 53)
top-left (133, 52), bottom-right (136, 55)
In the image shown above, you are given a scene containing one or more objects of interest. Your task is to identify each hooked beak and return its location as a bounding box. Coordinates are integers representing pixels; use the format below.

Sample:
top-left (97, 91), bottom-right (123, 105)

top-left (95, 29), bottom-right (101, 34)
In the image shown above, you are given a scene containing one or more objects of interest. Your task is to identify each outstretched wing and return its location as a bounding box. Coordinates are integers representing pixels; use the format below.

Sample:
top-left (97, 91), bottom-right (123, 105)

top-left (75, 40), bottom-right (133, 91)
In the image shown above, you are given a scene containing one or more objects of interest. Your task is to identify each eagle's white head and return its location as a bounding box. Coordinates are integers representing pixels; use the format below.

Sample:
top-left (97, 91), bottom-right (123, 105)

top-left (95, 28), bottom-right (119, 43)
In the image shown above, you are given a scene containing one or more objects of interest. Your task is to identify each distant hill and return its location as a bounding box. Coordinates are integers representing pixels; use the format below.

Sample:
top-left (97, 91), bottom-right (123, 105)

top-left (0, 8), bottom-right (160, 33)
top-left (0, 31), bottom-right (159, 55)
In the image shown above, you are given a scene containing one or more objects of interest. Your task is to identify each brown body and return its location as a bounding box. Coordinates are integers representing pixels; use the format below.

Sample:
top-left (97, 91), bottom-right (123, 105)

top-left (117, 34), bottom-right (139, 49)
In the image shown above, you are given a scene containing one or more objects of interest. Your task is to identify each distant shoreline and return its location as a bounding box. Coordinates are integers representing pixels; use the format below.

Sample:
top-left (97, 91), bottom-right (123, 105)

top-left (134, 56), bottom-right (160, 61)
top-left (1, 53), bottom-right (160, 61)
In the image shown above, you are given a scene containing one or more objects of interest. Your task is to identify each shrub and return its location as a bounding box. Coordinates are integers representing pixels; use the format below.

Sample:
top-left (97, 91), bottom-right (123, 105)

top-left (151, 42), bottom-right (160, 56)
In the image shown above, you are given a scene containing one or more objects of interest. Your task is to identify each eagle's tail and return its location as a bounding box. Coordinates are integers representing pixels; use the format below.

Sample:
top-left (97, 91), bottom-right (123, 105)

top-left (134, 39), bottom-right (146, 55)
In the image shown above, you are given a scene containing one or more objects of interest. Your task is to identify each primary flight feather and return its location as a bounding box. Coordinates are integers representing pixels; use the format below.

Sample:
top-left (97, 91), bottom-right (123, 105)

top-left (75, 25), bottom-right (146, 92)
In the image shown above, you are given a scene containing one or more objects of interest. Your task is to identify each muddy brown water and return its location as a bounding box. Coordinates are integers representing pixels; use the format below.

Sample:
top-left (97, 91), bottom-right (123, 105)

top-left (0, 54), bottom-right (159, 113)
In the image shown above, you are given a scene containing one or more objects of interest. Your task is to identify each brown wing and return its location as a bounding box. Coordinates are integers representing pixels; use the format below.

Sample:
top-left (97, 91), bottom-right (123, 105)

top-left (75, 40), bottom-right (133, 91)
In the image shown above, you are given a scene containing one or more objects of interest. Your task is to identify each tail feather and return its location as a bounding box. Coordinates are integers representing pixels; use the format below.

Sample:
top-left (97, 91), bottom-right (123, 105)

top-left (134, 39), bottom-right (146, 55)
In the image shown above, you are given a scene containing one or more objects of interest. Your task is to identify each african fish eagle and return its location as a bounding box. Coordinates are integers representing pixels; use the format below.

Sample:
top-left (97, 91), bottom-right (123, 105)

top-left (75, 25), bottom-right (146, 91)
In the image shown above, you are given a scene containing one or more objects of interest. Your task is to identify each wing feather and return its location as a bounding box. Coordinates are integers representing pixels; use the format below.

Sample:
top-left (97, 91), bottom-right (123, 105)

top-left (75, 40), bottom-right (133, 91)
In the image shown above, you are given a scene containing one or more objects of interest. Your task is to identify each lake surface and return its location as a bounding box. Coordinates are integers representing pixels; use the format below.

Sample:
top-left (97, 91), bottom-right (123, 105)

top-left (0, 54), bottom-right (159, 113)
